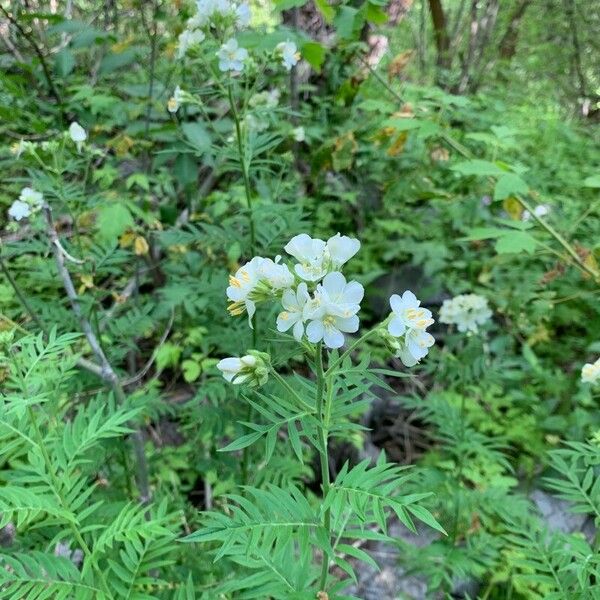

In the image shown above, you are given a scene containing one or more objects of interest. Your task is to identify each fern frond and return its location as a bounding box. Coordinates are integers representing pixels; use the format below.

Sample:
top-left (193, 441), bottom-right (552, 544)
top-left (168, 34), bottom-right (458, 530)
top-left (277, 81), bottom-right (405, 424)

top-left (0, 487), bottom-right (76, 530)
top-left (325, 453), bottom-right (445, 538)
top-left (0, 551), bottom-right (100, 600)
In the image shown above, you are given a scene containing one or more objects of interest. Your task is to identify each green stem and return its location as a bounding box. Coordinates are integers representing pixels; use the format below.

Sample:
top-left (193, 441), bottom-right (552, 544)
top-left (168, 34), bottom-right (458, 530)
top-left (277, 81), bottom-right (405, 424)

top-left (451, 370), bottom-right (467, 545)
top-left (315, 343), bottom-right (332, 591)
top-left (227, 82), bottom-right (256, 255)
top-left (228, 81), bottom-right (259, 485)
top-left (26, 406), bottom-right (113, 599)
top-left (516, 197), bottom-right (599, 281)
top-left (0, 253), bottom-right (45, 331)
top-left (325, 328), bottom-right (378, 377)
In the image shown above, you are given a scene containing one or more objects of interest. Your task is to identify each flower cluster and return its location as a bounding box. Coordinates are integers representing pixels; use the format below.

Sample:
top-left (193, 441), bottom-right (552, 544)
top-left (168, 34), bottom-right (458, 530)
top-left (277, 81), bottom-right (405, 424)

top-left (439, 293), bottom-right (492, 334)
top-left (8, 187), bottom-right (44, 222)
top-left (226, 233), bottom-right (362, 349)
top-left (582, 357), bottom-right (600, 386)
top-left (380, 291), bottom-right (435, 366)
top-left (218, 233), bottom-right (437, 385)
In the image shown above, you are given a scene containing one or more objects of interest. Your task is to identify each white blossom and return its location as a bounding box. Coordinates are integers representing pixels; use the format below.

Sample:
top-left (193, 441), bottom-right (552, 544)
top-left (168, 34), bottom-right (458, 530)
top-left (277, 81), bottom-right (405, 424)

top-left (304, 272), bottom-right (363, 349)
top-left (235, 2), bottom-right (251, 27)
top-left (582, 357), bottom-right (600, 385)
top-left (168, 86), bottom-right (185, 113)
top-left (177, 28), bottom-right (205, 58)
top-left (523, 204), bottom-right (551, 221)
top-left (292, 126), bottom-right (305, 142)
top-left (439, 293), bottom-right (492, 333)
top-left (277, 283), bottom-right (309, 341)
top-left (68, 122), bottom-right (86, 151)
top-left (388, 290), bottom-right (434, 337)
top-left (285, 234), bottom-right (327, 281)
top-left (8, 200), bottom-right (31, 221)
top-left (226, 256), bottom-right (265, 319)
top-left (19, 187), bottom-right (43, 207)
top-left (383, 290), bottom-right (435, 366)
top-left (217, 38), bottom-right (248, 72)
top-left (326, 233), bottom-right (360, 270)
top-left (217, 352), bottom-right (269, 386)
top-left (257, 257), bottom-right (294, 291)
top-left (284, 233), bottom-right (360, 282)
top-left (276, 40), bottom-right (299, 71)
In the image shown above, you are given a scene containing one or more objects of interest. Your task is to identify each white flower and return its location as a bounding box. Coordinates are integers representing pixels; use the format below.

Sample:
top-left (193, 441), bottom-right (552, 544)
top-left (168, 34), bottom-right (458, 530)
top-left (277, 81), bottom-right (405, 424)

top-left (217, 38), bottom-right (248, 72)
top-left (177, 28), bottom-right (205, 58)
top-left (19, 187), bottom-right (43, 207)
top-left (284, 232), bottom-right (360, 282)
top-left (388, 291), bottom-right (434, 337)
top-left (217, 351), bottom-right (269, 387)
top-left (68, 122), bottom-right (86, 151)
top-left (168, 85), bottom-right (185, 113)
top-left (292, 126), bottom-right (305, 142)
top-left (326, 233), bottom-right (360, 270)
top-left (249, 89), bottom-right (280, 109)
top-left (523, 204), bottom-right (551, 221)
top-left (582, 358), bottom-right (600, 385)
top-left (277, 283), bottom-right (310, 341)
top-left (285, 234), bottom-right (327, 281)
top-left (226, 256), bottom-right (264, 319)
top-left (257, 257), bottom-right (294, 291)
top-left (235, 2), bottom-right (251, 27)
top-left (383, 290), bottom-right (435, 366)
top-left (8, 200), bottom-right (31, 221)
top-left (439, 293), bottom-right (492, 334)
top-left (276, 40), bottom-right (299, 71)
top-left (305, 272), bottom-right (363, 349)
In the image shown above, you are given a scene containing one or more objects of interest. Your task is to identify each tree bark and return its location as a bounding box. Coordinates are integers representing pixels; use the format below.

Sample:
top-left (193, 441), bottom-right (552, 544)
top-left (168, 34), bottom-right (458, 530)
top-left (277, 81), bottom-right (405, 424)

top-left (428, 0), bottom-right (451, 69)
top-left (499, 0), bottom-right (532, 59)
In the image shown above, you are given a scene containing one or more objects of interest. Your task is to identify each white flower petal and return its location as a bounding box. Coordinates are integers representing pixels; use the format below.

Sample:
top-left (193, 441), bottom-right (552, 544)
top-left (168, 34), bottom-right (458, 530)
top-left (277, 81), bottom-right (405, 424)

top-left (306, 320), bottom-right (324, 343)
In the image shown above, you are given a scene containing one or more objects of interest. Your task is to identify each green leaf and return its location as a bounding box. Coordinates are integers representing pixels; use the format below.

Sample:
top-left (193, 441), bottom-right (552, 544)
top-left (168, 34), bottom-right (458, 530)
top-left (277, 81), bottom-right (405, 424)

top-left (301, 41), bottom-right (326, 72)
top-left (583, 175), bottom-right (600, 188)
top-left (96, 203), bottom-right (134, 243)
top-left (219, 432), bottom-right (263, 452)
top-left (495, 231), bottom-right (537, 254)
top-left (451, 159), bottom-right (507, 177)
top-left (334, 6), bottom-right (360, 39)
top-left (494, 173), bottom-right (528, 200)
top-left (181, 122), bottom-right (212, 154)
top-left (54, 49), bottom-right (75, 77)
top-left (182, 359), bottom-right (201, 383)
top-left (406, 504), bottom-right (446, 534)
top-left (174, 153), bottom-right (198, 185)
top-left (314, 0), bottom-right (335, 22)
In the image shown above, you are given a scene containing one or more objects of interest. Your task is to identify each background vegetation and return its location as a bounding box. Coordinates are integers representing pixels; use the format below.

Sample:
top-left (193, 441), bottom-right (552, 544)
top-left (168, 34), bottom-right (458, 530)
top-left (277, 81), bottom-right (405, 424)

top-left (0, 0), bottom-right (599, 598)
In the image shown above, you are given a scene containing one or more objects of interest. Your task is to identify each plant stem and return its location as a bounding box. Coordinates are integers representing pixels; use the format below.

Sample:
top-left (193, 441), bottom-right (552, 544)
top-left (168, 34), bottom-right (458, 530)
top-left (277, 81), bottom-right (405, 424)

top-left (0, 253), bottom-right (45, 331)
top-left (315, 343), bottom-right (332, 591)
top-left (227, 82), bottom-right (256, 255)
top-left (228, 81), bottom-right (259, 485)
top-left (42, 204), bottom-right (152, 508)
top-left (325, 328), bottom-right (378, 377)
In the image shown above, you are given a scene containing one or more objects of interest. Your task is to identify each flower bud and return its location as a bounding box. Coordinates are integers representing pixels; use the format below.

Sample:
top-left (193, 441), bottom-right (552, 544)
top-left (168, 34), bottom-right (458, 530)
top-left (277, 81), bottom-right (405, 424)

top-left (217, 350), bottom-right (270, 387)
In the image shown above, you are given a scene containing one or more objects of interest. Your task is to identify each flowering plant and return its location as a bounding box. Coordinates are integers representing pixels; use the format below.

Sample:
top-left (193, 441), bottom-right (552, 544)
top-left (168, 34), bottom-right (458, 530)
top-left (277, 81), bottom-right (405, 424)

top-left (183, 231), bottom-right (443, 594)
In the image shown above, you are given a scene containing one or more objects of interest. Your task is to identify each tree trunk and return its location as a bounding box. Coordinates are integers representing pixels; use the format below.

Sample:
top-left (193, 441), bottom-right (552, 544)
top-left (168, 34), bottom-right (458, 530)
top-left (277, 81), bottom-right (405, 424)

top-left (498, 0), bottom-right (532, 59)
top-left (428, 0), bottom-right (451, 69)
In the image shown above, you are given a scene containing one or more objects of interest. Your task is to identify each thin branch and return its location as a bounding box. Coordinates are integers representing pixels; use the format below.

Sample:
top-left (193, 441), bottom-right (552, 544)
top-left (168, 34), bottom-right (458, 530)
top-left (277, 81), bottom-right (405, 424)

top-left (42, 203), bottom-right (152, 506)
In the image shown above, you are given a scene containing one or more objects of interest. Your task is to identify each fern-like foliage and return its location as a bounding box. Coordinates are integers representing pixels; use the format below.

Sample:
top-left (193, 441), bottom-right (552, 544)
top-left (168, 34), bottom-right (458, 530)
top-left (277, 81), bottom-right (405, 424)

top-left (183, 485), bottom-right (322, 597)
top-left (544, 442), bottom-right (600, 524)
top-left (0, 551), bottom-right (101, 600)
top-left (504, 515), bottom-right (600, 599)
